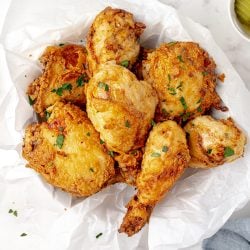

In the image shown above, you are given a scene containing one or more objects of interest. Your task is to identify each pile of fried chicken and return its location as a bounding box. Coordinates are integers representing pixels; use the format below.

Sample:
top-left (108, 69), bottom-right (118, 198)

top-left (22, 7), bottom-right (247, 236)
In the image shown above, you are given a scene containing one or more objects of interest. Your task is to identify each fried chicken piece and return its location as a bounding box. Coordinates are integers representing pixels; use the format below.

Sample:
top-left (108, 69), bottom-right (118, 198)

top-left (86, 7), bottom-right (145, 75)
top-left (86, 64), bottom-right (158, 154)
top-left (22, 101), bottom-right (115, 196)
top-left (27, 44), bottom-right (89, 116)
top-left (142, 42), bottom-right (223, 123)
top-left (119, 121), bottom-right (190, 236)
top-left (184, 115), bottom-right (246, 168)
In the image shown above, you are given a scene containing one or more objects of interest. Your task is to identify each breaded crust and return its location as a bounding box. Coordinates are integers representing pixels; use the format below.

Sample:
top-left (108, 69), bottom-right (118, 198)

top-left (184, 115), bottom-right (246, 168)
top-left (86, 7), bottom-right (145, 75)
top-left (22, 101), bottom-right (115, 196)
top-left (27, 44), bottom-right (89, 116)
top-left (86, 64), bottom-right (158, 153)
top-left (142, 42), bottom-right (222, 122)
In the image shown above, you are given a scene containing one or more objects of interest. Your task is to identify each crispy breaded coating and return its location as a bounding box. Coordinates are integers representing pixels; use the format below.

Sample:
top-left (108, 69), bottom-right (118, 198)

top-left (184, 115), bottom-right (246, 168)
top-left (119, 121), bottom-right (190, 236)
top-left (86, 7), bottom-right (145, 75)
top-left (142, 42), bottom-right (222, 122)
top-left (27, 44), bottom-right (89, 116)
top-left (86, 64), bottom-right (158, 154)
top-left (22, 102), bottom-right (115, 196)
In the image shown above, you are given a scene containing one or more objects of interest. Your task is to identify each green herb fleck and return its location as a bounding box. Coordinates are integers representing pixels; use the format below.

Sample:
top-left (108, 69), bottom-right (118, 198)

top-left (86, 132), bottom-right (91, 137)
top-left (20, 233), bottom-right (27, 237)
top-left (98, 82), bottom-right (109, 91)
top-left (59, 43), bottom-right (64, 46)
top-left (168, 41), bottom-right (177, 46)
top-left (89, 168), bottom-right (94, 172)
top-left (180, 96), bottom-right (187, 110)
top-left (197, 106), bottom-right (202, 112)
top-left (13, 210), bottom-right (18, 217)
top-left (168, 87), bottom-right (176, 95)
top-left (162, 108), bottom-right (168, 116)
top-left (8, 209), bottom-right (13, 214)
top-left (177, 55), bottom-right (184, 63)
top-left (52, 83), bottom-right (72, 96)
top-left (224, 147), bottom-right (234, 157)
top-left (182, 112), bottom-right (190, 122)
top-left (151, 120), bottom-right (156, 127)
top-left (130, 150), bottom-right (138, 155)
top-left (28, 96), bottom-right (35, 105)
top-left (100, 139), bottom-right (105, 144)
top-left (176, 81), bottom-right (183, 90)
top-left (151, 152), bottom-right (161, 157)
top-left (56, 134), bottom-right (64, 149)
top-left (196, 98), bottom-right (202, 104)
top-left (96, 232), bottom-right (103, 239)
top-left (162, 146), bottom-right (168, 153)
top-left (168, 74), bottom-right (171, 83)
top-left (76, 74), bottom-right (88, 87)
top-left (108, 151), bottom-right (114, 157)
top-left (120, 60), bottom-right (129, 68)
top-left (202, 71), bottom-right (208, 76)
top-left (125, 120), bottom-right (131, 128)
top-left (207, 148), bottom-right (212, 154)
top-left (45, 110), bottom-right (51, 120)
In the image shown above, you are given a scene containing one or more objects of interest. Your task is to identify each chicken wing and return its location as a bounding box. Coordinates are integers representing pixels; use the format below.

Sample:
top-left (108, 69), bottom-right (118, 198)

top-left (184, 115), bottom-right (246, 168)
top-left (86, 7), bottom-right (145, 75)
top-left (27, 44), bottom-right (89, 116)
top-left (142, 42), bottom-right (223, 122)
top-left (119, 120), bottom-right (190, 236)
top-left (22, 101), bottom-right (115, 196)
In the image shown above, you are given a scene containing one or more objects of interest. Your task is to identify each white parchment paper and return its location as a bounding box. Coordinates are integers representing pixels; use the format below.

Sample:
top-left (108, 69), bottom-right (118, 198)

top-left (0, 0), bottom-right (250, 249)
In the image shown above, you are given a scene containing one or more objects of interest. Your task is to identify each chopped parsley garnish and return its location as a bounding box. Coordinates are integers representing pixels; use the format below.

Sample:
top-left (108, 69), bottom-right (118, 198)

top-left (96, 233), bottom-right (103, 239)
top-left (76, 74), bottom-right (88, 87)
top-left (100, 139), bottom-right (105, 144)
top-left (9, 209), bottom-right (17, 217)
top-left (125, 120), bottom-right (131, 128)
top-left (45, 110), bottom-right (51, 120)
top-left (98, 82), bottom-right (109, 91)
top-left (89, 168), bottom-right (94, 172)
top-left (120, 60), bottom-right (129, 68)
top-left (56, 134), bottom-right (64, 149)
top-left (151, 120), bottom-right (156, 127)
top-left (168, 74), bottom-right (171, 83)
top-left (182, 112), bottom-right (190, 122)
top-left (52, 83), bottom-right (72, 96)
top-left (180, 96), bottom-right (187, 110)
top-left (20, 233), bottom-right (27, 237)
top-left (202, 71), bottom-right (208, 76)
top-left (224, 147), bottom-right (234, 157)
top-left (162, 108), bottom-right (168, 116)
top-left (162, 146), bottom-right (168, 152)
top-left (13, 210), bottom-right (18, 217)
top-left (168, 41), bottom-right (177, 46)
top-left (197, 106), bottom-right (202, 112)
top-left (86, 132), bottom-right (91, 137)
top-left (207, 149), bottom-right (212, 154)
top-left (108, 151), bottom-right (114, 157)
top-left (28, 96), bottom-right (35, 105)
top-left (151, 152), bottom-right (161, 157)
top-left (59, 43), bottom-right (64, 46)
top-left (168, 87), bottom-right (176, 95)
top-left (177, 55), bottom-right (184, 63)
top-left (8, 209), bottom-right (13, 214)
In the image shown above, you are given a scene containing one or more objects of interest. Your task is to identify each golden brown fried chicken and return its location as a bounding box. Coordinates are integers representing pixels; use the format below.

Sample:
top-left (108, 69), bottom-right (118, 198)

top-left (142, 42), bottom-right (222, 122)
top-left (22, 101), bottom-right (115, 196)
top-left (184, 115), bottom-right (246, 168)
top-left (119, 120), bottom-right (190, 236)
top-left (27, 44), bottom-right (89, 116)
top-left (86, 64), bottom-right (158, 154)
top-left (86, 7), bottom-right (145, 75)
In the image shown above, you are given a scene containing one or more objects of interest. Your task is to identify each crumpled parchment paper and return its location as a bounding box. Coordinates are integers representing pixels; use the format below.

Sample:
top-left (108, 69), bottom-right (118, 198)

top-left (0, 0), bottom-right (250, 249)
